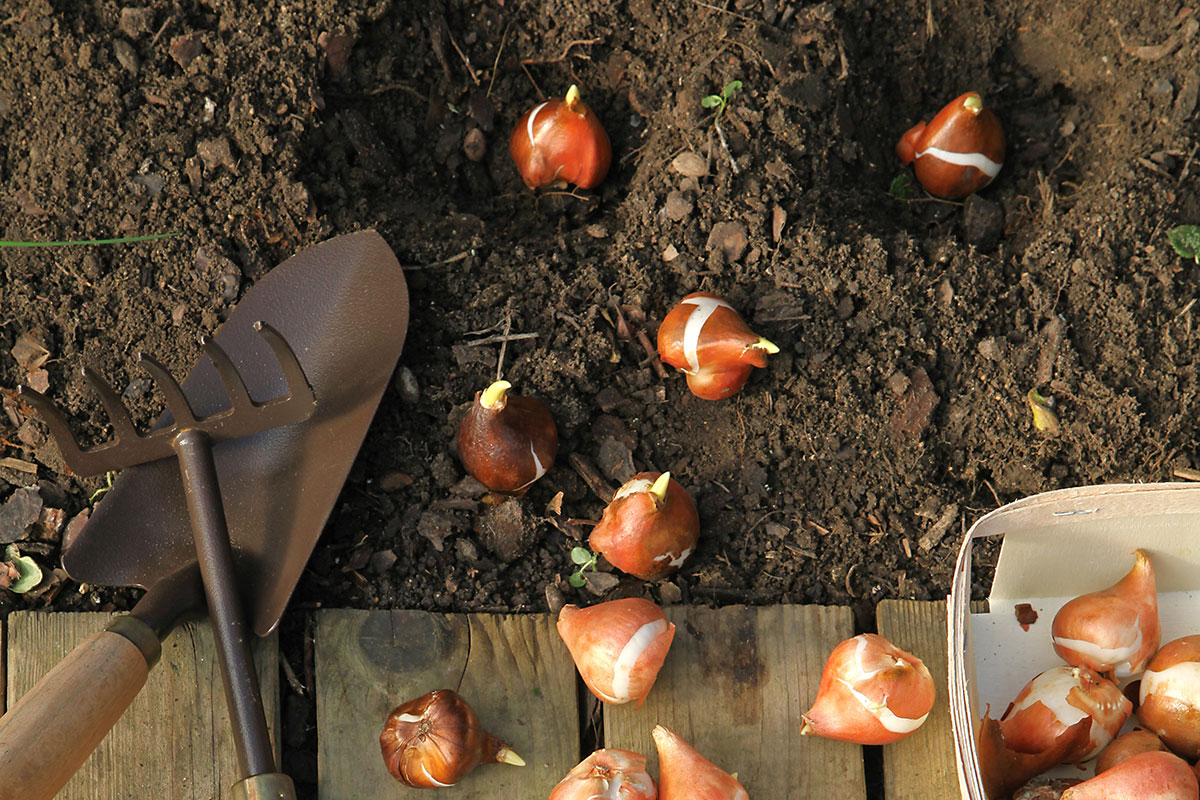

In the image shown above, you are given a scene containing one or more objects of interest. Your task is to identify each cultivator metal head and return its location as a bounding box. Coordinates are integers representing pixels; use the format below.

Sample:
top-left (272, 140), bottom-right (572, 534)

top-left (18, 321), bottom-right (315, 476)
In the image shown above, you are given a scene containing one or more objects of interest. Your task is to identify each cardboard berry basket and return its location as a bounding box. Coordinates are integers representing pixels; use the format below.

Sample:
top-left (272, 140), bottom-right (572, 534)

top-left (947, 482), bottom-right (1200, 798)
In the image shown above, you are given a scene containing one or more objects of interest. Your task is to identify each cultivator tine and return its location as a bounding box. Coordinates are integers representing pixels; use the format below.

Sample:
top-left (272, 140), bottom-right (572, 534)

top-left (138, 353), bottom-right (198, 429)
top-left (15, 385), bottom-right (88, 469)
top-left (253, 322), bottom-right (315, 409)
top-left (81, 365), bottom-right (140, 444)
top-left (201, 336), bottom-right (253, 413)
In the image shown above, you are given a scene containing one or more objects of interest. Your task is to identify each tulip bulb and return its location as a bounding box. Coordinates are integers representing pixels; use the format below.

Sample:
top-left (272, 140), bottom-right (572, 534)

top-left (652, 725), bottom-right (748, 800)
top-left (1061, 751), bottom-right (1199, 800)
top-left (977, 713), bottom-right (1093, 800)
top-left (588, 472), bottom-right (700, 581)
top-left (557, 597), bottom-right (675, 707)
top-left (456, 380), bottom-right (557, 495)
top-left (657, 293), bottom-right (779, 400)
top-left (548, 749), bottom-right (657, 800)
top-left (799, 633), bottom-right (935, 745)
top-left (1096, 729), bottom-right (1170, 774)
top-left (379, 689), bottom-right (524, 788)
top-left (896, 91), bottom-right (1005, 199)
top-left (1052, 549), bottom-right (1160, 679)
top-left (1139, 634), bottom-right (1200, 761)
top-left (999, 665), bottom-right (1131, 763)
top-left (509, 84), bottom-right (612, 190)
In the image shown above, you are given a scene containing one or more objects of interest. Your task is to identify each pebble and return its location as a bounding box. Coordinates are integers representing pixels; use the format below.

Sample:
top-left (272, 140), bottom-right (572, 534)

top-left (169, 33), bottom-right (203, 68)
top-left (196, 137), bottom-right (236, 171)
top-left (112, 39), bottom-right (138, 75)
top-left (393, 365), bottom-right (420, 405)
top-left (670, 151), bottom-right (708, 177)
top-left (706, 221), bottom-right (748, 262)
top-left (890, 367), bottom-right (940, 438)
top-left (664, 191), bottom-right (692, 221)
top-left (378, 471), bottom-right (414, 491)
top-left (584, 570), bottom-right (620, 596)
top-left (462, 128), bottom-right (486, 162)
top-left (661, 244), bottom-right (679, 262)
top-left (475, 499), bottom-right (537, 562)
top-left (659, 581), bottom-right (682, 605)
top-left (118, 7), bottom-right (154, 38)
top-left (963, 194), bottom-right (1004, 250)
top-left (368, 549), bottom-right (397, 575)
top-left (977, 337), bottom-right (1003, 361)
top-left (544, 582), bottom-right (566, 614)
top-left (0, 487), bottom-right (43, 544)
top-left (417, 511), bottom-right (456, 552)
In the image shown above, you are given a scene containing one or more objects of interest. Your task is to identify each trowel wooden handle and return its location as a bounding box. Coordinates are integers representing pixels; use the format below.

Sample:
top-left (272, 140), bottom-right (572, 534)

top-left (0, 618), bottom-right (159, 800)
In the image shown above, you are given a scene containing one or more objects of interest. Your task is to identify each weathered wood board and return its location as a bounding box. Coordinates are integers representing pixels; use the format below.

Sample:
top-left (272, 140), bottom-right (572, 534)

top-left (7, 612), bottom-right (279, 800)
top-left (604, 604), bottom-right (867, 799)
top-left (315, 610), bottom-right (578, 799)
top-left (877, 599), bottom-right (957, 800)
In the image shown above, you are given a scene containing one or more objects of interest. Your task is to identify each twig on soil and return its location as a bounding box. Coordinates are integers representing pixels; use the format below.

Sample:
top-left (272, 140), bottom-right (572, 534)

top-left (446, 26), bottom-right (480, 86)
top-left (1176, 298), bottom-right (1196, 319)
top-left (462, 331), bottom-right (538, 348)
top-left (519, 61), bottom-right (545, 98)
top-left (568, 453), bottom-right (615, 503)
top-left (688, 0), bottom-right (757, 24)
top-left (924, 0), bottom-right (938, 41)
top-left (280, 652), bottom-right (306, 696)
top-left (365, 82), bottom-right (428, 102)
top-left (713, 117), bottom-right (740, 175)
top-left (521, 38), bottom-right (601, 66)
top-left (844, 563), bottom-right (857, 597)
top-left (1174, 467), bottom-right (1200, 482)
top-left (1178, 144), bottom-right (1199, 184)
top-left (983, 478), bottom-right (1002, 509)
top-left (1136, 157), bottom-right (1175, 181)
top-left (637, 329), bottom-right (670, 379)
top-left (495, 306), bottom-right (514, 381)
top-left (401, 250), bottom-right (470, 270)
top-left (486, 24), bottom-right (511, 98)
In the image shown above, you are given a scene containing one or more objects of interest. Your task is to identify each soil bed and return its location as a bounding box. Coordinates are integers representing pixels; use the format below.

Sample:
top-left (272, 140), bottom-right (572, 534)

top-left (1, 0), bottom-right (1198, 793)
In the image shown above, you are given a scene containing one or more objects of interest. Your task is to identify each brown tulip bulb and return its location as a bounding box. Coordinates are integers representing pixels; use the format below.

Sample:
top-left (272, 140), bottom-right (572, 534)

top-left (976, 713), bottom-right (1093, 800)
top-left (1096, 729), bottom-right (1170, 774)
top-left (509, 84), bottom-right (611, 190)
top-left (1061, 751), bottom-right (1199, 800)
top-left (588, 472), bottom-right (700, 581)
top-left (1052, 549), bottom-right (1160, 679)
top-left (800, 633), bottom-right (936, 745)
top-left (1139, 635), bottom-right (1200, 761)
top-left (999, 665), bottom-right (1131, 763)
top-left (379, 689), bottom-right (524, 788)
top-left (456, 380), bottom-right (557, 495)
top-left (896, 91), bottom-right (1005, 199)
top-left (557, 598), bottom-right (675, 707)
top-left (653, 725), bottom-right (748, 800)
top-left (548, 748), bottom-right (658, 800)
top-left (657, 293), bottom-right (778, 400)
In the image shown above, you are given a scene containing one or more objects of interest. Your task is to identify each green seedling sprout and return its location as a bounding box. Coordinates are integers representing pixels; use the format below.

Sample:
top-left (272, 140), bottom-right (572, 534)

top-left (89, 470), bottom-right (116, 504)
top-left (701, 80), bottom-right (744, 175)
top-left (889, 173), bottom-right (917, 201)
top-left (1168, 225), bottom-right (1200, 264)
top-left (568, 546), bottom-right (599, 588)
top-left (5, 545), bottom-right (42, 594)
top-left (0, 233), bottom-right (178, 247)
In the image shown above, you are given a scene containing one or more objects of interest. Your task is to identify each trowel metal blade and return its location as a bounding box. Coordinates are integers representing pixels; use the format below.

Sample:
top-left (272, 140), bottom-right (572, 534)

top-left (63, 230), bottom-right (409, 636)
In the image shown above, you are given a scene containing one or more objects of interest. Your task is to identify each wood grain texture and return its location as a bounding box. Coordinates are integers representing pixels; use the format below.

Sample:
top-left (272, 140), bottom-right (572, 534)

top-left (7, 612), bottom-right (279, 800)
top-left (604, 604), bottom-right (866, 799)
top-left (877, 599), bottom-right (956, 800)
top-left (315, 610), bottom-right (578, 800)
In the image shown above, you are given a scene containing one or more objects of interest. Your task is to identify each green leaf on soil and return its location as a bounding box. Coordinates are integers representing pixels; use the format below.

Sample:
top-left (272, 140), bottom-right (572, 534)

top-left (0, 232), bottom-right (178, 248)
top-left (570, 546), bottom-right (594, 565)
top-left (568, 572), bottom-right (586, 587)
top-left (1168, 225), bottom-right (1200, 261)
top-left (701, 94), bottom-right (723, 109)
top-left (722, 80), bottom-right (743, 99)
top-left (5, 545), bottom-right (42, 594)
top-left (890, 173), bottom-right (917, 200)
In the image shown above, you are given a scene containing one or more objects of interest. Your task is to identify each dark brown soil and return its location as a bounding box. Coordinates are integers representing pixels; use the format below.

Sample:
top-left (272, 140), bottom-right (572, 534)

top-left (1, 0), bottom-right (1198, 791)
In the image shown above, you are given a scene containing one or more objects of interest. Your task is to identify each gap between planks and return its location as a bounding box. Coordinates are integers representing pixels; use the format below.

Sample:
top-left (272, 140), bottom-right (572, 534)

top-left (6, 612), bottom-right (279, 800)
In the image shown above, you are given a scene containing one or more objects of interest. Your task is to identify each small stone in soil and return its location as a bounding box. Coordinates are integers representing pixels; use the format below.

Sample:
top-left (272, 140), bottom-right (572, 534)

top-left (369, 549), bottom-right (397, 575)
top-left (662, 244), bottom-right (679, 262)
top-left (664, 191), bottom-right (692, 221)
top-left (670, 151), bottom-right (708, 177)
top-left (595, 386), bottom-right (626, 413)
top-left (462, 128), bottom-right (486, 162)
top-left (169, 33), bottom-right (203, 68)
top-left (544, 582), bottom-right (566, 614)
top-left (963, 194), bottom-right (1004, 250)
top-left (378, 471), bottom-right (414, 491)
top-left (659, 581), bottom-right (682, 605)
top-left (112, 40), bottom-right (139, 75)
top-left (393, 365), bottom-right (420, 406)
top-left (583, 570), bottom-right (620, 595)
top-left (196, 137), bottom-right (237, 172)
top-left (455, 537), bottom-right (479, 563)
top-left (0, 487), bottom-right (43, 544)
top-left (475, 499), bottom-right (537, 562)
top-left (418, 511), bottom-right (457, 551)
top-left (890, 367), bottom-right (940, 438)
top-left (707, 221), bottom-right (748, 263)
top-left (596, 437), bottom-right (635, 483)
top-left (119, 7), bottom-right (154, 39)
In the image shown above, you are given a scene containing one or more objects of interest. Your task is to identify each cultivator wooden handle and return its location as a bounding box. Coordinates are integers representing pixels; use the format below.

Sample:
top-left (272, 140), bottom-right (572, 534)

top-left (0, 618), bottom-right (159, 800)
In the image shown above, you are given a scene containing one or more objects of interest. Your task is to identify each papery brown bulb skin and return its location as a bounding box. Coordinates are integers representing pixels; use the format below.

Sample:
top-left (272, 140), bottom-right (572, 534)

top-left (1096, 729), bottom-right (1170, 774)
top-left (800, 633), bottom-right (936, 745)
top-left (657, 293), bottom-right (779, 400)
top-left (456, 380), bottom-right (557, 495)
top-left (509, 85), bottom-right (611, 189)
top-left (895, 91), bottom-right (1005, 199)
top-left (557, 598), bottom-right (675, 707)
top-left (548, 748), bottom-right (658, 800)
top-left (999, 665), bottom-right (1131, 763)
top-left (977, 714), bottom-right (1093, 800)
top-left (1060, 751), bottom-right (1199, 800)
top-left (1052, 549), bottom-right (1160, 679)
top-left (652, 725), bottom-right (748, 800)
top-left (1139, 635), bottom-right (1200, 761)
top-left (379, 689), bottom-right (524, 788)
top-left (588, 472), bottom-right (699, 580)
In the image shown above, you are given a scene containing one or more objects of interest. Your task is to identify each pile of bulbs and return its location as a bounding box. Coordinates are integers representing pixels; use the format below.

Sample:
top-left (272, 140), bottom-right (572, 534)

top-left (378, 84), bottom-right (1016, 795)
top-left (978, 550), bottom-right (1200, 799)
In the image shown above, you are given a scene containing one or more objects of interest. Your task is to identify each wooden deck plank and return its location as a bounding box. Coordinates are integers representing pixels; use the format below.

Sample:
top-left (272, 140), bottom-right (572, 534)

top-left (7, 612), bottom-right (279, 800)
top-left (877, 599), bottom-right (956, 800)
top-left (315, 610), bottom-right (578, 799)
top-left (604, 604), bottom-right (867, 799)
